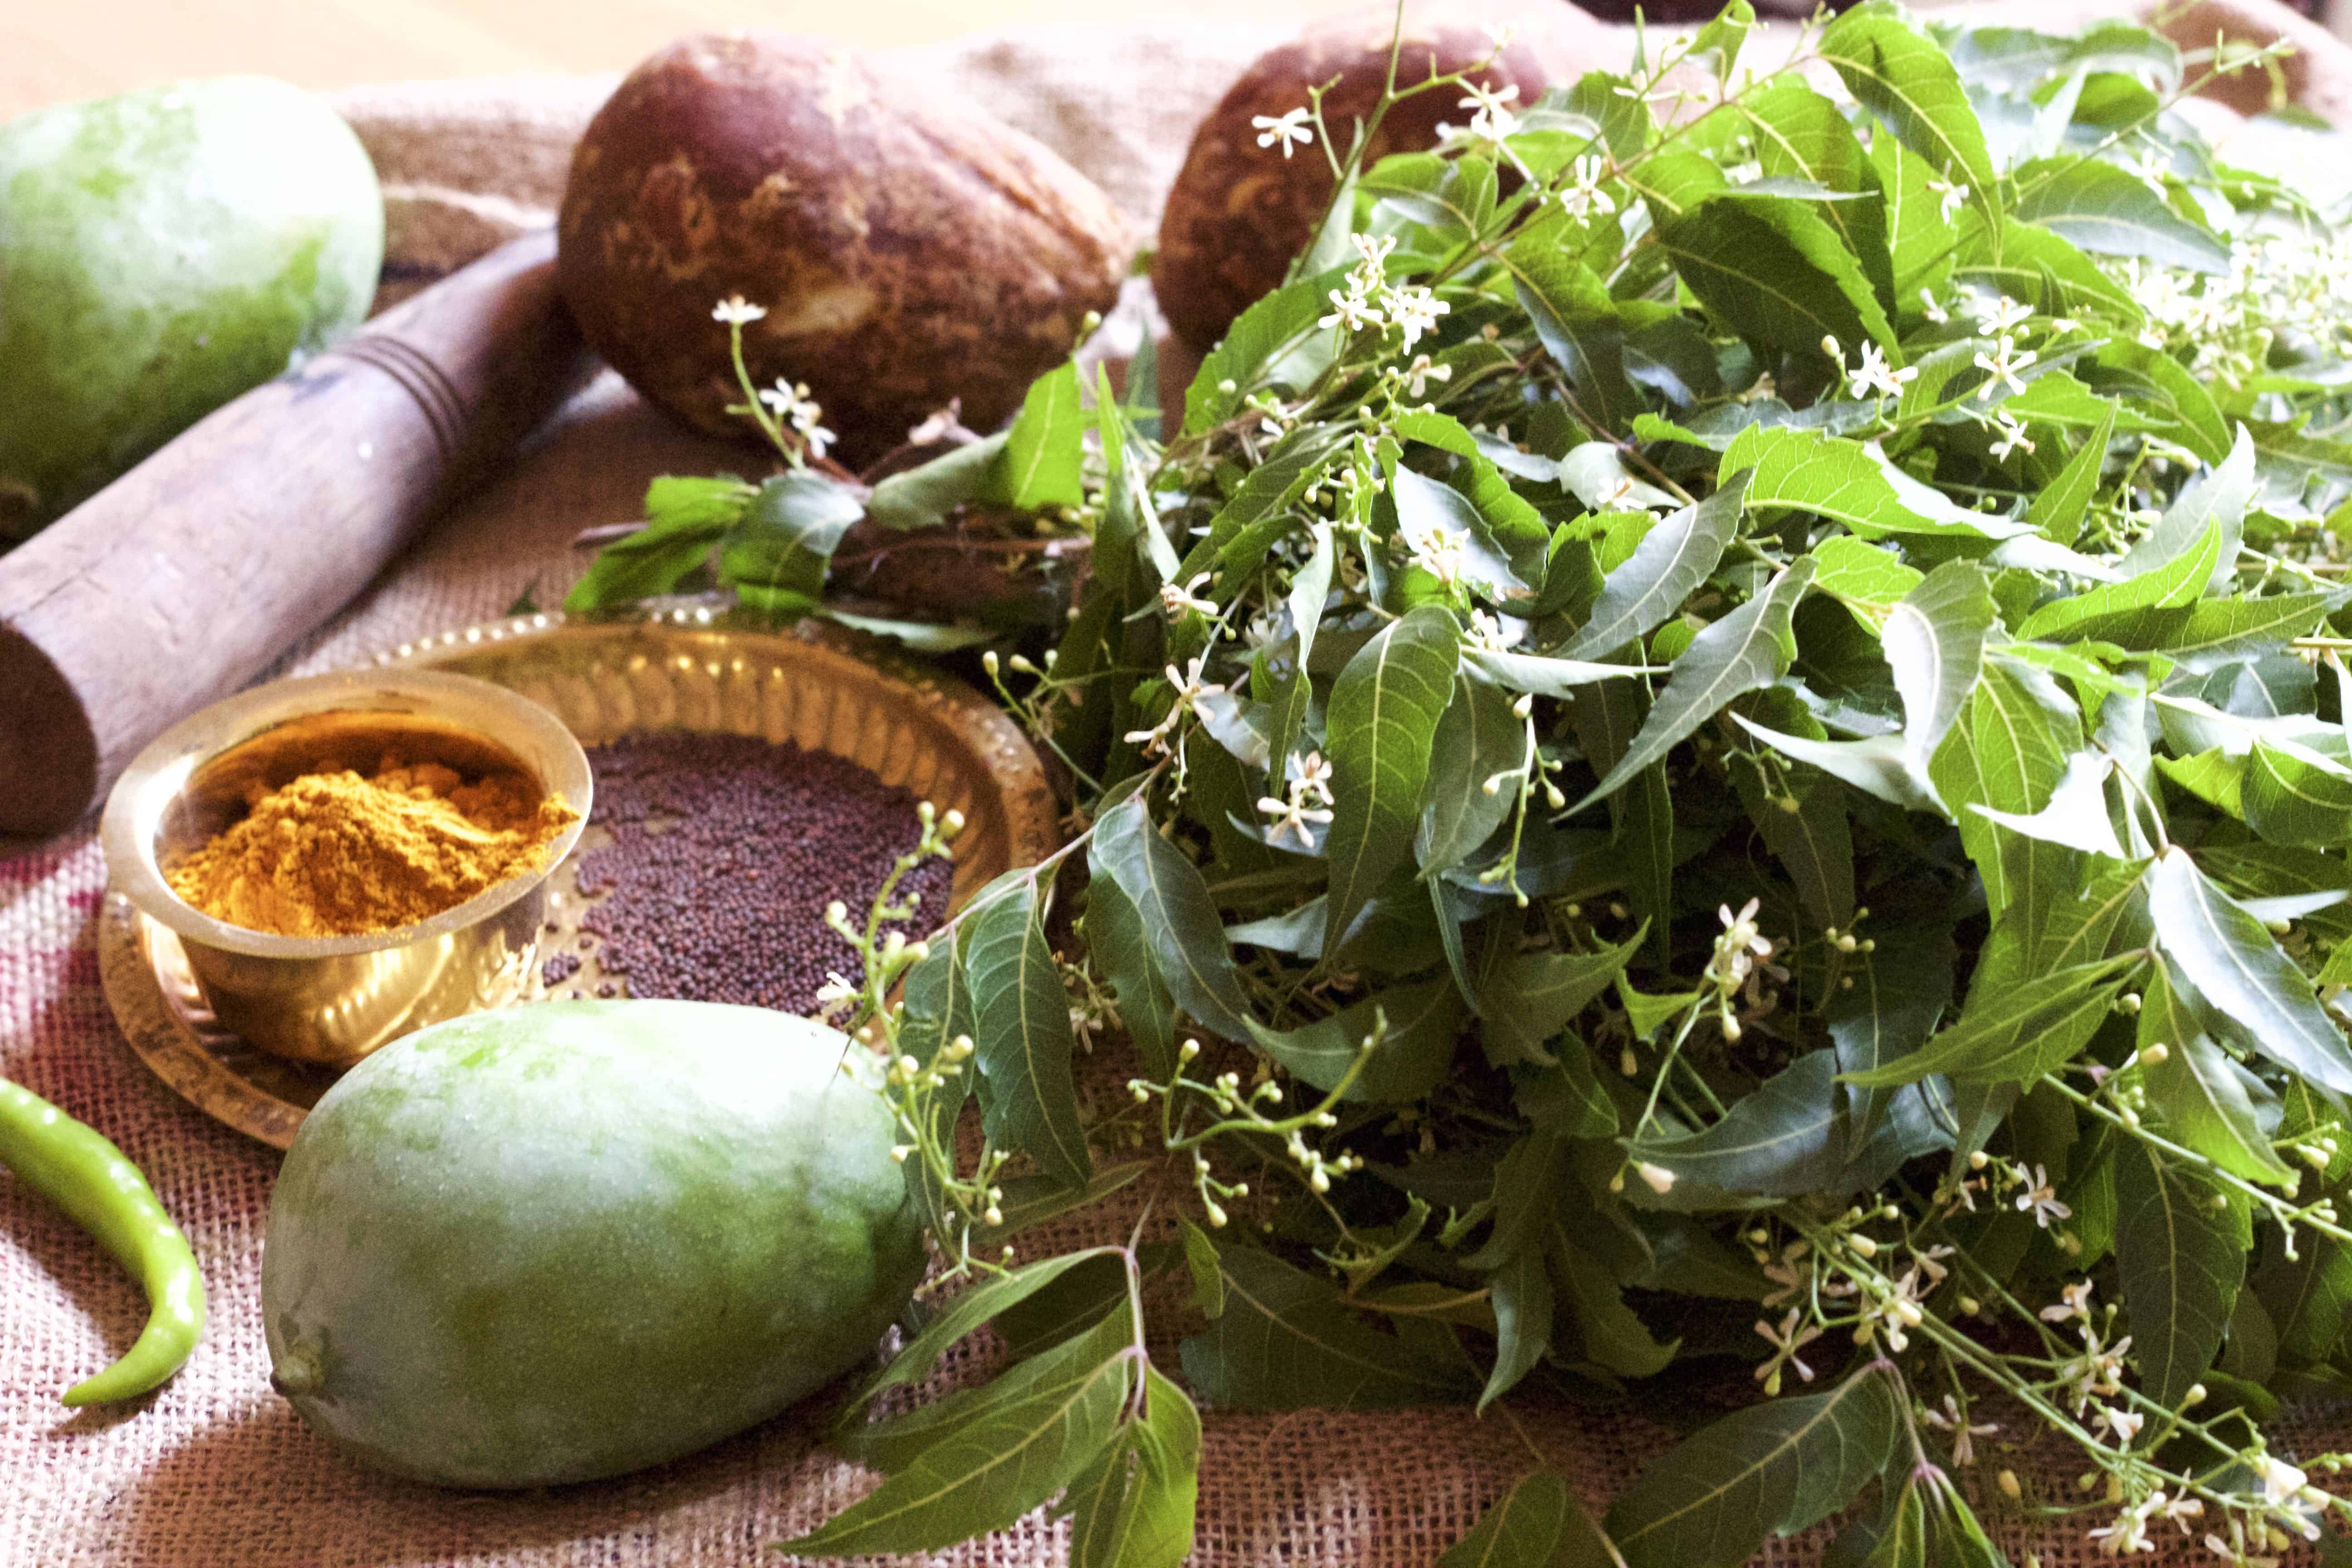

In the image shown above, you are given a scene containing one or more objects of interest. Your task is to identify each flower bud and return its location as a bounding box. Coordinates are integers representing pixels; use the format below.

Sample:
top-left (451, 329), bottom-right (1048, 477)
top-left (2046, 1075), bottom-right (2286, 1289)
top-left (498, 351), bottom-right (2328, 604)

top-left (2136, 1043), bottom-right (2168, 1066)
top-left (1998, 1470), bottom-right (2022, 1501)
top-left (983, 650), bottom-right (1001, 677)
top-left (1637, 1162), bottom-right (1677, 1195)
top-left (1850, 1234), bottom-right (1878, 1259)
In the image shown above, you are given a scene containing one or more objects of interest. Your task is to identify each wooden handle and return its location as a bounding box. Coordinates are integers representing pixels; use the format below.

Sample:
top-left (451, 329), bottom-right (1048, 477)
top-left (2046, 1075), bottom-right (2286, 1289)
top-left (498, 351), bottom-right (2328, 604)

top-left (0, 231), bottom-right (589, 838)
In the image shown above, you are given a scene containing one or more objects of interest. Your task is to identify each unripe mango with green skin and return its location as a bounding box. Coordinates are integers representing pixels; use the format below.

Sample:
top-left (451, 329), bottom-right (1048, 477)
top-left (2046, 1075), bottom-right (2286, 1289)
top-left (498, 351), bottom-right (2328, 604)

top-left (0, 77), bottom-right (382, 539)
top-left (262, 1000), bottom-right (926, 1488)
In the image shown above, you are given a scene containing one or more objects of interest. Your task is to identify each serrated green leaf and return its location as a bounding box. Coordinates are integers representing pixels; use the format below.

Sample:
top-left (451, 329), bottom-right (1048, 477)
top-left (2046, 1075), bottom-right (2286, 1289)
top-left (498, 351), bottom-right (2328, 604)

top-left (1606, 1367), bottom-right (1903, 1568)
top-left (1178, 1242), bottom-right (1476, 1408)
top-left (1186, 268), bottom-right (1342, 434)
top-left (1513, 245), bottom-right (1644, 437)
top-left (865, 432), bottom-right (1010, 532)
top-left (720, 470), bottom-right (867, 616)
top-left (1884, 560), bottom-right (1995, 779)
top-left (1732, 720), bottom-right (1941, 813)
top-left (1557, 474), bottom-right (1748, 660)
top-left (1842, 950), bottom-right (2142, 1086)
top-left (1061, 1365), bottom-right (1200, 1568)
top-left (1480, 930), bottom-right (1646, 1068)
top-left (1811, 536), bottom-right (1924, 619)
top-left (1087, 865), bottom-right (1177, 1083)
top-left (2025, 401), bottom-right (2117, 547)
top-left (1736, 757), bottom-right (1854, 933)
top-left (1569, 560), bottom-right (1815, 816)
top-left (2147, 847), bottom-right (2352, 1095)
top-left (2255, 1231), bottom-right (2352, 1368)
top-left (964, 875), bottom-right (1092, 1189)
top-left (1465, 648), bottom-right (1658, 696)
top-left (565, 475), bottom-right (753, 611)
top-left (1688, 0), bottom-right (1755, 79)
top-left (2116, 1139), bottom-right (2249, 1406)
top-left (1480, 1243), bottom-right (1553, 1412)
top-left (1740, 79), bottom-right (1895, 308)
top-left (1547, 1218), bottom-right (1680, 1377)
top-left (1968, 748), bottom-right (2126, 857)
top-left (2120, 425), bottom-right (2253, 586)
top-left (1624, 1052), bottom-right (1848, 1196)
top-left (1249, 979), bottom-right (1465, 1102)
top-left (1092, 791), bottom-right (1254, 1041)
top-left (2012, 154), bottom-right (2230, 274)
top-left (1726, 426), bottom-right (2019, 540)
top-left (996, 362), bottom-right (1086, 512)
top-left (1830, 926), bottom-right (1957, 1161)
top-left (2245, 736), bottom-right (2352, 848)
top-left (1928, 657), bottom-right (2084, 924)
top-left (897, 935), bottom-right (980, 1238)
top-left (1419, 673), bottom-right (1524, 877)
top-left (1820, 3), bottom-right (1997, 218)
top-left (1653, 193), bottom-right (1895, 367)
top-left (1439, 1471), bottom-right (1611, 1568)
top-left (2141, 958), bottom-right (2297, 1187)
top-left (786, 1308), bottom-right (1133, 1556)
top-left (2017, 520), bottom-right (2220, 643)
top-left (1324, 605), bottom-right (1461, 953)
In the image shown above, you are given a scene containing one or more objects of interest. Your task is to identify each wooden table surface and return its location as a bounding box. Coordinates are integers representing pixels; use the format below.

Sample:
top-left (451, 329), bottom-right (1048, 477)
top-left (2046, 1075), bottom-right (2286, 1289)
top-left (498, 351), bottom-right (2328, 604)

top-left (0, 0), bottom-right (1334, 119)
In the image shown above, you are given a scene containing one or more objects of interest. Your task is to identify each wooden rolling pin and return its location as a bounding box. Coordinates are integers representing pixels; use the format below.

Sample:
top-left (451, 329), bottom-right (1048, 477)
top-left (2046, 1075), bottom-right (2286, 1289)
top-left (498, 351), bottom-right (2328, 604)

top-left (0, 231), bottom-right (590, 838)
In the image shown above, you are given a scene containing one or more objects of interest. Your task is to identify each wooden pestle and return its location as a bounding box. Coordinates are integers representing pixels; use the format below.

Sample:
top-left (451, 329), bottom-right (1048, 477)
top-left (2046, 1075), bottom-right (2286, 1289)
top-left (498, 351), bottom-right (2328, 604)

top-left (0, 231), bottom-right (589, 839)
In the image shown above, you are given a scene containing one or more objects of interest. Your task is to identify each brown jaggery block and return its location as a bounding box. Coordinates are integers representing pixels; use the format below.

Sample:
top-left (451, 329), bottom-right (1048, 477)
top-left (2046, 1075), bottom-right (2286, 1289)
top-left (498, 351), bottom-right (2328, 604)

top-left (557, 32), bottom-right (1132, 465)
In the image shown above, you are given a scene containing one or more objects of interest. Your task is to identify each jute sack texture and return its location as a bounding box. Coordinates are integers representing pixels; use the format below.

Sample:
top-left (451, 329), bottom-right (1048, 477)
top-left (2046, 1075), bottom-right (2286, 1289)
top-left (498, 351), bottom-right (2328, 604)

top-left (3, 4), bottom-right (2349, 1563)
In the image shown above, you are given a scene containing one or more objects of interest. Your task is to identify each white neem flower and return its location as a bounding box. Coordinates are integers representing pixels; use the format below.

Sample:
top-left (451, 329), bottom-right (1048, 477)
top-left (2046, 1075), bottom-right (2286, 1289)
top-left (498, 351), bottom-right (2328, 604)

top-left (1991, 410), bottom-right (2037, 460)
top-left (2125, 142), bottom-right (2171, 197)
top-left (1388, 286), bottom-right (1452, 353)
top-left (1397, 510), bottom-right (1468, 586)
top-left (1466, 608), bottom-right (1514, 652)
top-left (1321, 288), bottom-right (1385, 333)
top-left (1160, 571), bottom-right (1218, 620)
top-left (1974, 335), bottom-right (2039, 399)
top-left (1457, 80), bottom-right (1521, 142)
top-left (1286, 749), bottom-right (1336, 807)
top-left (1480, 18), bottom-right (1516, 48)
top-left (1122, 656), bottom-right (1226, 758)
top-left (2097, 1404), bottom-right (2146, 1447)
top-left (1847, 341), bottom-right (1918, 401)
top-left (1919, 289), bottom-right (1951, 325)
top-left (1928, 176), bottom-right (1969, 223)
top-left (759, 379), bottom-right (837, 460)
top-left (2016, 1163), bottom-right (2072, 1228)
top-left (1920, 1395), bottom-right (1998, 1467)
top-left (1403, 354), bottom-right (1454, 399)
top-left (2040, 1279), bottom-right (2095, 1324)
top-left (1753, 1308), bottom-right (1823, 1391)
top-left (2255, 1454), bottom-right (2308, 1509)
top-left (1561, 154), bottom-right (1618, 220)
top-left (2089, 1502), bottom-right (2155, 1556)
top-left (1760, 1242), bottom-right (1810, 1308)
top-left (1251, 107), bottom-right (1314, 158)
top-left (1973, 294), bottom-right (2035, 336)
top-left (711, 294), bottom-right (768, 325)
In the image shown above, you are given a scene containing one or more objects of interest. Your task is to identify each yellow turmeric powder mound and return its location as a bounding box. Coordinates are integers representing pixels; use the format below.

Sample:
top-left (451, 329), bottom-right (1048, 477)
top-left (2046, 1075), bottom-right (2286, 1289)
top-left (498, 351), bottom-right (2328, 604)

top-left (167, 756), bottom-right (578, 938)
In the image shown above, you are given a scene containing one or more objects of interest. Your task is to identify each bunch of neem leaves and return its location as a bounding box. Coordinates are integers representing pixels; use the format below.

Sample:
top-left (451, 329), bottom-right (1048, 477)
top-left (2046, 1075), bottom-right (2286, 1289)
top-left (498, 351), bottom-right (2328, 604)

top-left (578, 4), bottom-right (2352, 1563)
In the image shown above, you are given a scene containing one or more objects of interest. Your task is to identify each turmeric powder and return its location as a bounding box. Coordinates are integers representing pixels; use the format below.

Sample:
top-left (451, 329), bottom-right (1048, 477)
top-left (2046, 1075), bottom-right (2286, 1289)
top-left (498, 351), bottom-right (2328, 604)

top-left (167, 757), bottom-right (578, 938)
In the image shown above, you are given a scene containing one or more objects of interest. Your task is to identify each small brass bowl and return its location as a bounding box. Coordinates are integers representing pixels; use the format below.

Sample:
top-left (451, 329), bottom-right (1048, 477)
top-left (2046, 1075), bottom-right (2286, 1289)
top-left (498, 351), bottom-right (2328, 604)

top-left (100, 670), bottom-right (592, 1069)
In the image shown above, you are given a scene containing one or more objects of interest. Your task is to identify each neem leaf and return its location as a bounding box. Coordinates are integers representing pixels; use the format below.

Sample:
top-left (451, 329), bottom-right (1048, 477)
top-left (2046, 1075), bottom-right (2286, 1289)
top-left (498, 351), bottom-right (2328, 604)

top-left (1606, 1367), bottom-right (1902, 1568)
top-left (2141, 958), bottom-right (2297, 1187)
top-left (996, 362), bottom-right (1086, 512)
top-left (1092, 791), bottom-right (1255, 1042)
top-left (2147, 847), bottom-right (2352, 1094)
top-left (1927, 657), bottom-right (2083, 924)
top-left (865, 432), bottom-right (1011, 532)
top-left (1323, 605), bottom-right (1461, 954)
top-left (2116, 1139), bottom-right (2249, 1406)
top-left (1178, 1242), bottom-right (1476, 1408)
top-left (1688, 0), bottom-right (1756, 80)
top-left (1556, 472), bottom-right (1748, 659)
top-left (1480, 1245), bottom-right (1553, 1412)
top-left (1652, 193), bottom-right (1895, 367)
top-left (1480, 929), bottom-right (1647, 1068)
top-left (1968, 749), bottom-right (2127, 858)
top-left (1840, 950), bottom-right (2142, 1086)
top-left (963, 874), bottom-right (1093, 1190)
top-left (1624, 1051), bottom-right (1848, 1197)
top-left (1568, 559), bottom-right (1815, 817)
top-left (1725, 426), bottom-right (2021, 540)
top-left (2025, 401), bottom-right (2117, 548)
top-left (1882, 560), bottom-right (1995, 779)
top-left (1514, 245), bottom-right (1644, 437)
top-left (2012, 154), bottom-right (2230, 274)
top-left (838, 1248), bottom-right (1122, 1420)
top-left (719, 470), bottom-right (867, 616)
top-left (1829, 926), bottom-right (1957, 1161)
top-left (1419, 674), bottom-right (1524, 877)
top-left (1465, 648), bottom-right (1656, 696)
top-left (2118, 425), bottom-right (2253, 587)
top-left (786, 1307), bottom-right (1134, 1556)
top-left (1061, 1365), bottom-right (1200, 1568)
top-left (1249, 978), bottom-right (1465, 1103)
top-left (1818, 3), bottom-right (1997, 220)
top-left (1394, 467), bottom-right (1532, 601)
top-left (1731, 720), bottom-right (1941, 814)
top-left (1187, 267), bottom-right (1343, 434)
top-left (2015, 520), bottom-right (2221, 642)
top-left (1810, 536), bottom-right (1924, 620)
top-left (1438, 1472), bottom-right (1612, 1568)
top-left (1738, 78), bottom-right (1895, 306)
top-left (2244, 736), bottom-right (2352, 849)
top-left (565, 475), bottom-right (753, 611)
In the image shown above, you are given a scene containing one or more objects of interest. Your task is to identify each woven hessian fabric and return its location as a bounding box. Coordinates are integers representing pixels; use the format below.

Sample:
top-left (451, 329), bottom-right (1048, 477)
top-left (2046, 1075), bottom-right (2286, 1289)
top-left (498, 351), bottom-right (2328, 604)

top-left (6, 4), bottom-right (2352, 1563)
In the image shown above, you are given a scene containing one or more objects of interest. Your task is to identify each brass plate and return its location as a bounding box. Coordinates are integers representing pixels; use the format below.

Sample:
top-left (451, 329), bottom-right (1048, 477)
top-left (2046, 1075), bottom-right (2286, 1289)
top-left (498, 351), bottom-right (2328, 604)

top-left (98, 613), bottom-right (1059, 1148)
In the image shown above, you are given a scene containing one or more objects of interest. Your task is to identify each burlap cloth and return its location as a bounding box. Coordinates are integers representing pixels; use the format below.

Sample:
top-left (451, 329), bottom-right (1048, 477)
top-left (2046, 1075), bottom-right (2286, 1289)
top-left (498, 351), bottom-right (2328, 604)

top-left (6, 6), bottom-right (2352, 1564)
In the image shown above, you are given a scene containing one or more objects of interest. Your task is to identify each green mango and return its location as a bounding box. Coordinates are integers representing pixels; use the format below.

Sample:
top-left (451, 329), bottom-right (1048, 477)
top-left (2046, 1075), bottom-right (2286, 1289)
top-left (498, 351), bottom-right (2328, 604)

top-left (0, 77), bottom-right (382, 539)
top-left (262, 1000), bottom-right (927, 1488)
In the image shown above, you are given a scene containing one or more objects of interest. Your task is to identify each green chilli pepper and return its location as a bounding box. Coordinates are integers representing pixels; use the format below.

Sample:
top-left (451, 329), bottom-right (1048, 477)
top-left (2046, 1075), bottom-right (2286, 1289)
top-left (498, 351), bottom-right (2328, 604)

top-left (0, 1078), bottom-right (205, 1405)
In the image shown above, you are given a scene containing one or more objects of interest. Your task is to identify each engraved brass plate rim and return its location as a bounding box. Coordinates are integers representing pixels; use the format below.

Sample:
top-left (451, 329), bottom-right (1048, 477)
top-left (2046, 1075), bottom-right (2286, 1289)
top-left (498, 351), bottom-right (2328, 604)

top-left (98, 612), bottom-right (1061, 1148)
